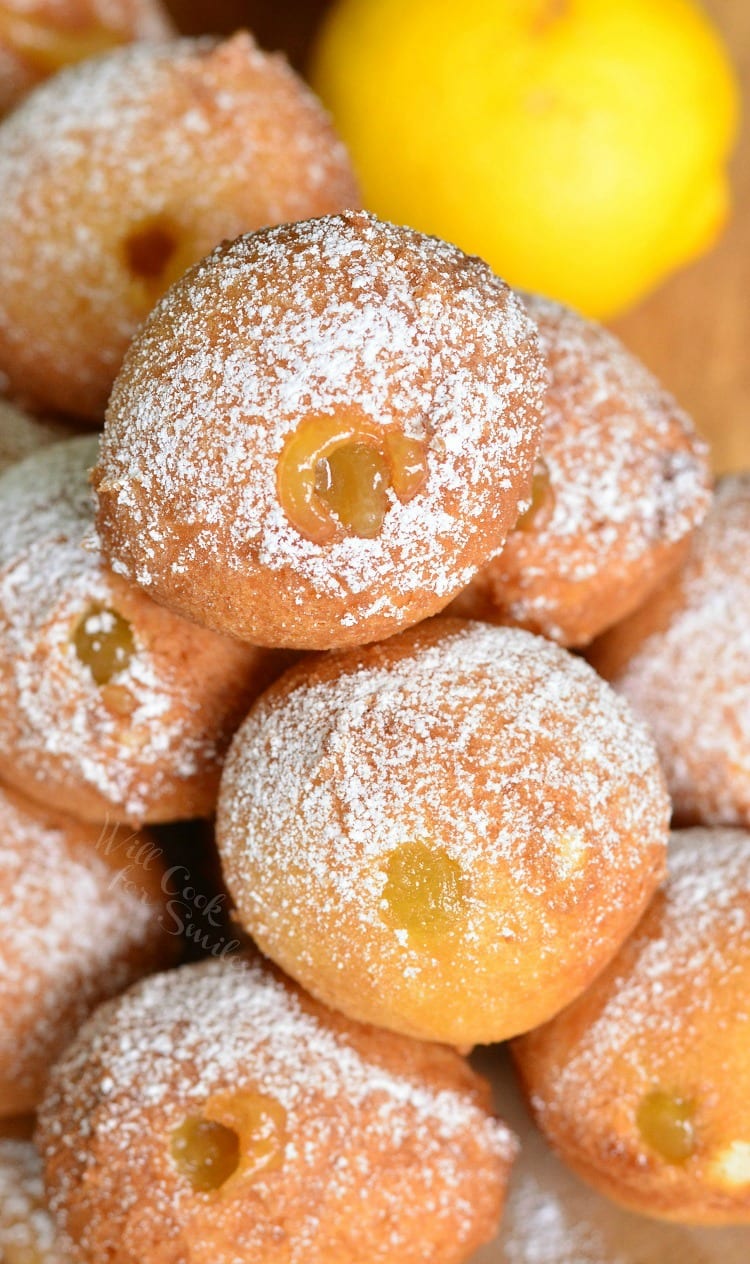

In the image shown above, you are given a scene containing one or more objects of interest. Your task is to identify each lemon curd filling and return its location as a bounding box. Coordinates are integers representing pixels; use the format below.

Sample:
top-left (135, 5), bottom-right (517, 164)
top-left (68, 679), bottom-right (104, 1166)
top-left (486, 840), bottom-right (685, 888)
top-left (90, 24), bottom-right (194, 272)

top-left (72, 605), bottom-right (134, 686)
top-left (514, 458), bottom-right (554, 533)
top-left (171, 1093), bottom-right (288, 1193)
top-left (171, 1117), bottom-right (240, 1193)
top-left (316, 441), bottom-right (391, 539)
top-left (121, 215), bottom-right (195, 310)
top-left (381, 841), bottom-right (465, 937)
top-left (637, 1089), bottom-right (697, 1165)
top-left (277, 414), bottom-right (428, 543)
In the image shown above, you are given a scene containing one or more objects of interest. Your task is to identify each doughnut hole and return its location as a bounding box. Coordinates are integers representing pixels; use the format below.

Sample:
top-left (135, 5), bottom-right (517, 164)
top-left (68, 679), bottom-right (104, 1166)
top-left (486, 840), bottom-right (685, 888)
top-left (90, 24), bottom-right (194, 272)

top-left (513, 830), bottom-right (750, 1223)
top-left (381, 842), bottom-right (465, 939)
top-left (277, 413), bottom-right (428, 544)
top-left (171, 1091), bottom-right (287, 1194)
top-left (38, 957), bottom-right (513, 1262)
top-left (637, 1090), bottom-right (697, 1165)
top-left (72, 605), bottom-right (134, 686)
top-left (170, 1119), bottom-right (240, 1193)
top-left (0, 36), bottom-right (361, 417)
top-left (449, 292), bottom-right (711, 648)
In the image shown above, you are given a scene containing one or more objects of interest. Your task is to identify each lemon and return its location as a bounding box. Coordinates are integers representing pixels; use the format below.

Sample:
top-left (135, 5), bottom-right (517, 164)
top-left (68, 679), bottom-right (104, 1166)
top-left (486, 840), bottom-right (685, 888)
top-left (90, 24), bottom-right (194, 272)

top-left (312, 0), bottom-right (740, 319)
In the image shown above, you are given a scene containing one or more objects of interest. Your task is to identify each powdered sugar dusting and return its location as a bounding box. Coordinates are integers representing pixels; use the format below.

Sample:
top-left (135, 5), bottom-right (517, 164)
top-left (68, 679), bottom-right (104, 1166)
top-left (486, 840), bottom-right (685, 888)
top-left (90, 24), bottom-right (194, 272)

top-left (521, 293), bottom-right (710, 570)
top-left (39, 957), bottom-right (514, 1260)
top-left (0, 33), bottom-right (357, 414)
top-left (476, 1053), bottom-right (750, 1264)
top-left (0, 436), bottom-right (253, 821)
top-left (218, 621), bottom-right (668, 1038)
top-left (604, 476), bottom-right (750, 825)
top-left (534, 828), bottom-right (749, 1107)
top-left (513, 831), bottom-right (750, 1227)
top-left (0, 1139), bottom-right (71, 1263)
top-left (0, 783), bottom-right (170, 1109)
top-left (97, 211), bottom-right (545, 634)
top-left (467, 294), bottom-right (711, 643)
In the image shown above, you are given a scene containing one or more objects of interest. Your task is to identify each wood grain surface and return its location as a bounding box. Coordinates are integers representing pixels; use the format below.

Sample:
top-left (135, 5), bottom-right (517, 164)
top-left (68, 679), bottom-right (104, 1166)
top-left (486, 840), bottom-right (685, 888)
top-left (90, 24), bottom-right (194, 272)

top-left (613, 0), bottom-right (749, 475)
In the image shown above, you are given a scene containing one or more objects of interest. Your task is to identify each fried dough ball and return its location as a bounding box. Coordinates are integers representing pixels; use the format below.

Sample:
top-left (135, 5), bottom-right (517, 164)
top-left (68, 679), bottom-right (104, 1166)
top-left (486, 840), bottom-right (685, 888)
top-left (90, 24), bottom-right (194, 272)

top-left (0, 780), bottom-right (176, 1117)
top-left (0, 1139), bottom-right (72, 1263)
top-left (590, 476), bottom-right (750, 826)
top-left (0, 34), bottom-right (359, 418)
top-left (94, 211), bottom-right (546, 650)
top-left (513, 829), bottom-right (750, 1225)
top-left (0, 0), bottom-right (172, 117)
top-left (38, 957), bottom-right (516, 1264)
top-left (470, 1051), bottom-right (750, 1264)
top-left (0, 397), bottom-right (69, 472)
top-left (216, 618), bottom-right (669, 1046)
top-left (451, 294), bottom-right (712, 647)
top-left (0, 436), bottom-right (289, 824)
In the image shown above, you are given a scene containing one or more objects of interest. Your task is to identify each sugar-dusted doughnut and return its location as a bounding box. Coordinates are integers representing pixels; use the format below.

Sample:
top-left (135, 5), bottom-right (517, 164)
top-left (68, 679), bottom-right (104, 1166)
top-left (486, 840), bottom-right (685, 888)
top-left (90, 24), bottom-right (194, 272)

top-left (451, 294), bottom-right (712, 646)
top-left (590, 475), bottom-right (750, 826)
top-left (0, 436), bottom-right (289, 824)
top-left (0, 33), bottom-right (359, 417)
top-left (94, 211), bottom-right (546, 650)
top-left (38, 956), bottom-right (517, 1264)
top-left (216, 618), bottom-right (669, 1046)
top-left (0, 0), bottom-right (172, 117)
top-left (0, 1138), bottom-right (72, 1262)
top-left (0, 396), bottom-right (69, 472)
top-left (0, 780), bottom-right (176, 1117)
top-left (513, 828), bottom-right (750, 1224)
top-left (470, 1051), bottom-right (750, 1264)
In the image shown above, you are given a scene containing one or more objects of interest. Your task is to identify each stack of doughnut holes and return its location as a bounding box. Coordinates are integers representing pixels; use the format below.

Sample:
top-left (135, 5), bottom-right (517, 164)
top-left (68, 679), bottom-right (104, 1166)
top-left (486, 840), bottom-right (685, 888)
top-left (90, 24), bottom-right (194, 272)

top-left (0, 6), bottom-right (747, 1263)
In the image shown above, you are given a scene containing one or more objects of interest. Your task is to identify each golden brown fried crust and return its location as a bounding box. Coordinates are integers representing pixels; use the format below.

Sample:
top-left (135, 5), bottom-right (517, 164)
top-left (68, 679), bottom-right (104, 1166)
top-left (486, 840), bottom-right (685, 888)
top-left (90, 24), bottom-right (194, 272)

top-left (589, 475), bottom-right (750, 827)
top-left (94, 211), bottom-right (546, 650)
top-left (0, 438), bottom-right (292, 825)
top-left (0, 780), bottom-right (177, 1116)
top-left (452, 293), bottom-right (711, 647)
top-left (0, 566), bottom-right (290, 824)
top-left (0, 0), bottom-right (174, 117)
top-left (0, 33), bottom-right (359, 417)
top-left (38, 957), bottom-right (516, 1264)
top-left (217, 617), bottom-right (669, 1046)
top-left (513, 829), bottom-right (750, 1225)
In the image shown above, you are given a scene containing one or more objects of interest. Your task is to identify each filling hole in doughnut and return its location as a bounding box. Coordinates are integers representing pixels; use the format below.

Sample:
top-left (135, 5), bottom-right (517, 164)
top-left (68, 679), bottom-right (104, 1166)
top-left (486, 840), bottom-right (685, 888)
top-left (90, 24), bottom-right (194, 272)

top-left (315, 442), bottom-right (391, 539)
top-left (514, 458), bottom-right (554, 533)
top-left (72, 605), bottom-right (134, 686)
top-left (171, 1118), bottom-right (241, 1193)
top-left (381, 841), bottom-right (465, 937)
top-left (171, 1093), bottom-right (288, 1194)
top-left (123, 220), bottom-right (179, 285)
top-left (0, 7), bottom-right (123, 74)
top-left (637, 1090), bottom-right (697, 1165)
top-left (277, 414), bottom-right (429, 544)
